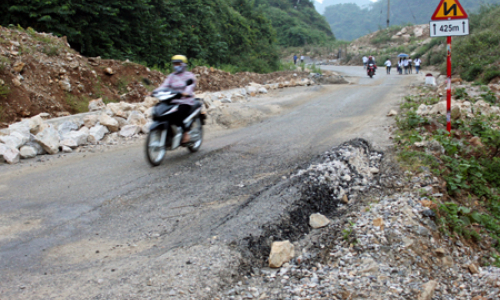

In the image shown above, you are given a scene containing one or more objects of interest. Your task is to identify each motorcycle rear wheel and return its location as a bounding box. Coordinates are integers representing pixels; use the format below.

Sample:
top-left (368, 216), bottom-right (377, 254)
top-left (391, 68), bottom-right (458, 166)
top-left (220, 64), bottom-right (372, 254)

top-left (146, 129), bottom-right (166, 166)
top-left (188, 117), bottom-right (203, 153)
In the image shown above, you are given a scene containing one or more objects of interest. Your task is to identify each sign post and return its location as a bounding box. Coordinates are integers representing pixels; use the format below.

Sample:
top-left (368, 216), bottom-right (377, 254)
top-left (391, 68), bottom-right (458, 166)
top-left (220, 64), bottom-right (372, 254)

top-left (430, 0), bottom-right (469, 134)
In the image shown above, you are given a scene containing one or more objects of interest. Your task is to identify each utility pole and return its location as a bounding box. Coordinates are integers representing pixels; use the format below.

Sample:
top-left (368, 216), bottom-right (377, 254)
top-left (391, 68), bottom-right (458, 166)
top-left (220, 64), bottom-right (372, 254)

top-left (387, 0), bottom-right (390, 28)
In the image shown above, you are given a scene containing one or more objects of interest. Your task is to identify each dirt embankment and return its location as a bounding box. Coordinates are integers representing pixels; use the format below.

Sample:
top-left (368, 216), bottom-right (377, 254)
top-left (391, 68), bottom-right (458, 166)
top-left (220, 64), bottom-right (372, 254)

top-left (0, 26), bottom-right (310, 128)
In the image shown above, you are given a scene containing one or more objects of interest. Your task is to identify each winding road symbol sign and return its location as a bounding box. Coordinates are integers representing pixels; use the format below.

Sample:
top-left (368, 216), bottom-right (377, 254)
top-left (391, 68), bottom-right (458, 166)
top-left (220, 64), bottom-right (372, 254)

top-left (431, 0), bottom-right (468, 20)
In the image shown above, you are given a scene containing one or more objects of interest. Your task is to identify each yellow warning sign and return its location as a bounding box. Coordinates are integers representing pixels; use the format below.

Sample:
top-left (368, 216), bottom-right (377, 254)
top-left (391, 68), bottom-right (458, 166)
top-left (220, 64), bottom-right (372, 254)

top-left (431, 0), bottom-right (468, 20)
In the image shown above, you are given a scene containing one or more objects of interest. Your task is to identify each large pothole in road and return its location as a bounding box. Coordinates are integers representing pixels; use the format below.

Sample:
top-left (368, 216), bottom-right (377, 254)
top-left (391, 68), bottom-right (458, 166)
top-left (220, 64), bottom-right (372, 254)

top-left (236, 139), bottom-right (386, 273)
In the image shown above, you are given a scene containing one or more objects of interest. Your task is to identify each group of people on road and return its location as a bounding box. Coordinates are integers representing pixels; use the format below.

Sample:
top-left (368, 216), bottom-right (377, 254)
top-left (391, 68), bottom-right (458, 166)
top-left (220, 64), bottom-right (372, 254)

top-left (363, 55), bottom-right (421, 75)
top-left (293, 54), bottom-right (305, 65)
top-left (393, 57), bottom-right (422, 75)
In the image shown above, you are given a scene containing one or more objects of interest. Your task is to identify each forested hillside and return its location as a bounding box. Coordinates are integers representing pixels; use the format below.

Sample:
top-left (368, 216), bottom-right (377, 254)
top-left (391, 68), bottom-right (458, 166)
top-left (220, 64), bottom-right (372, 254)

top-left (324, 0), bottom-right (500, 41)
top-left (314, 0), bottom-right (371, 14)
top-left (261, 0), bottom-right (335, 47)
top-left (0, 0), bottom-right (333, 73)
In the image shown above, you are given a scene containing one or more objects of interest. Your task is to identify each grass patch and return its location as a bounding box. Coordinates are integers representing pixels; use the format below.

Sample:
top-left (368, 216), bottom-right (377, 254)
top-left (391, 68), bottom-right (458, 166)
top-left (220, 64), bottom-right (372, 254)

top-left (102, 97), bottom-right (118, 105)
top-left (0, 56), bottom-right (10, 72)
top-left (65, 94), bottom-right (88, 114)
top-left (42, 45), bottom-right (61, 57)
top-left (116, 77), bottom-right (131, 94)
top-left (395, 89), bottom-right (500, 252)
top-left (0, 85), bottom-right (10, 98)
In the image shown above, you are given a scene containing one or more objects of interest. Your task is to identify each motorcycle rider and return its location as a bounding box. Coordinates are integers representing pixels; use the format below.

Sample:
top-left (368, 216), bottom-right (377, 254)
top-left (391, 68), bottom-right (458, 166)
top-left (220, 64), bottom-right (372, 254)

top-left (367, 56), bottom-right (377, 75)
top-left (153, 55), bottom-right (197, 144)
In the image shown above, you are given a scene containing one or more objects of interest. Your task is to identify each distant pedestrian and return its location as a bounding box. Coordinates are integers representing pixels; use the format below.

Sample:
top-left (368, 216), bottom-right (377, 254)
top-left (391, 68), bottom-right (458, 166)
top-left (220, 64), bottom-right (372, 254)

top-left (362, 56), bottom-right (368, 69)
top-left (398, 59), bottom-right (403, 74)
top-left (300, 54), bottom-right (304, 64)
top-left (408, 57), bottom-right (413, 74)
top-left (414, 57), bottom-right (422, 74)
top-left (384, 59), bottom-right (392, 74)
top-left (403, 58), bottom-right (409, 74)
top-left (293, 54), bottom-right (297, 65)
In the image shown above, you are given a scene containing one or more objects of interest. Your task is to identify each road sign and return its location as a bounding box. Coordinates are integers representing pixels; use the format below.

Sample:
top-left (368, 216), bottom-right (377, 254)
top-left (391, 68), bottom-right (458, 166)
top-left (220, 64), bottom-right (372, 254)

top-left (431, 0), bottom-right (468, 20)
top-left (430, 19), bottom-right (469, 37)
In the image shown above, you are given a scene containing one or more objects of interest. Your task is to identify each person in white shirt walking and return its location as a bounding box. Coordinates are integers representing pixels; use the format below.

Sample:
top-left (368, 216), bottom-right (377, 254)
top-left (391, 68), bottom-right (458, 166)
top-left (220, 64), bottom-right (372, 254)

top-left (414, 57), bottom-right (422, 74)
top-left (362, 56), bottom-right (368, 69)
top-left (384, 59), bottom-right (392, 74)
top-left (408, 58), bottom-right (413, 74)
top-left (403, 58), bottom-right (409, 74)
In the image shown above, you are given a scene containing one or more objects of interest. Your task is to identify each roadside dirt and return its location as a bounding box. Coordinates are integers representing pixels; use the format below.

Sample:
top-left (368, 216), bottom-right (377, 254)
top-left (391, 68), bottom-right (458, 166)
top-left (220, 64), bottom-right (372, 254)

top-left (0, 26), bottom-right (310, 127)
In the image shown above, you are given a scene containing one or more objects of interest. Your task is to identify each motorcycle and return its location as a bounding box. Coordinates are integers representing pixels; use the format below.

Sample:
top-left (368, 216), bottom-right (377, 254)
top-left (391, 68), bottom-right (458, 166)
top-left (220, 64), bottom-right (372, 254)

top-left (145, 80), bottom-right (206, 166)
top-left (367, 63), bottom-right (376, 78)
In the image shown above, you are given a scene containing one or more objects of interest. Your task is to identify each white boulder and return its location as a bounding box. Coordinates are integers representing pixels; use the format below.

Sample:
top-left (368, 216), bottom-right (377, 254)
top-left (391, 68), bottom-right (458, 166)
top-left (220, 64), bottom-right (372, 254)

top-left (88, 124), bottom-right (109, 144)
top-left (24, 141), bottom-right (45, 155)
top-left (258, 87), bottom-right (268, 94)
top-left (9, 122), bottom-right (31, 140)
top-left (416, 104), bottom-right (432, 116)
top-left (99, 113), bottom-right (120, 132)
top-left (429, 101), bottom-right (447, 115)
top-left (60, 131), bottom-right (89, 148)
top-left (144, 107), bottom-right (154, 119)
top-left (309, 213), bottom-right (330, 229)
top-left (269, 241), bottom-right (295, 268)
top-left (246, 86), bottom-right (258, 95)
top-left (83, 115), bottom-right (99, 128)
top-left (35, 126), bottom-right (60, 154)
top-left (473, 100), bottom-right (495, 116)
top-left (143, 96), bottom-right (159, 108)
top-left (127, 111), bottom-right (147, 126)
top-left (88, 98), bottom-right (106, 111)
top-left (79, 126), bottom-right (90, 135)
top-left (62, 146), bottom-right (73, 153)
top-left (0, 135), bottom-right (23, 149)
top-left (0, 144), bottom-right (20, 164)
top-left (57, 121), bottom-right (79, 136)
top-left (120, 125), bottom-right (141, 137)
top-left (28, 115), bottom-right (45, 134)
top-left (142, 122), bottom-right (152, 134)
top-left (19, 145), bottom-right (37, 159)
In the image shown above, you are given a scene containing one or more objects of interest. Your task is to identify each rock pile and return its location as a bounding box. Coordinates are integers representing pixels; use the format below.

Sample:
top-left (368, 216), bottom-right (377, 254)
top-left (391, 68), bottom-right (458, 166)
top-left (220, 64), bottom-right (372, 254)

top-left (1, 76), bottom-right (346, 164)
top-left (415, 82), bottom-right (500, 120)
top-left (0, 96), bottom-right (157, 164)
top-left (191, 67), bottom-right (331, 92)
top-left (214, 140), bottom-right (500, 300)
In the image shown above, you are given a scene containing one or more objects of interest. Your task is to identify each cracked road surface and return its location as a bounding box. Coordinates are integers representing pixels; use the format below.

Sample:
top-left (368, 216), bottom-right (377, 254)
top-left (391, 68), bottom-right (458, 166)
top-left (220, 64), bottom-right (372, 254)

top-left (0, 66), bottom-right (415, 299)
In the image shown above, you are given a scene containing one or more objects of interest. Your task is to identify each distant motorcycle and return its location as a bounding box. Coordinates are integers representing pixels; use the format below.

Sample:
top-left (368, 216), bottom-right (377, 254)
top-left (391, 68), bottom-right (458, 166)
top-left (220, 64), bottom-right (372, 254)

top-left (145, 80), bottom-right (205, 166)
top-left (367, 63), bottom-right (376, 78)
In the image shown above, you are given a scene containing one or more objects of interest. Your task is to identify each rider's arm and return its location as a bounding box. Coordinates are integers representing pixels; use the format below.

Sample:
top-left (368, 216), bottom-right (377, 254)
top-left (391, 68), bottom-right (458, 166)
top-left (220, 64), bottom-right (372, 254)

top-left (183, 74), bottom-right (196, 97)
top-left (154, 74), bottom-right (173, 92)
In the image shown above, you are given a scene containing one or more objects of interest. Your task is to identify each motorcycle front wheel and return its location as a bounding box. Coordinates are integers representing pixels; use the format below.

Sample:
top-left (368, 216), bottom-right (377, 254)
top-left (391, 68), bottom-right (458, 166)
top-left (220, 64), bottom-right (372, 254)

top-left (146, 128), bottom-right (166, 166)
top-left (188, 117), bottom-right (203, 153)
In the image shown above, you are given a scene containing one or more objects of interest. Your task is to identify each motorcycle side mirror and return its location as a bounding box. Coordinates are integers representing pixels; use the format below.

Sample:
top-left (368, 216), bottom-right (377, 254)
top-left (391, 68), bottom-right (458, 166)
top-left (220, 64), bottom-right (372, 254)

top-left (186, 79), bottom-right (193, 86)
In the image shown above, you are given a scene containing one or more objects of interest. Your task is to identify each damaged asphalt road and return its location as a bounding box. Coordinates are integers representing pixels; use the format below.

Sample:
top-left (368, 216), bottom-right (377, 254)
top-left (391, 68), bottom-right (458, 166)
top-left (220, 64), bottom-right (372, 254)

top-left (0, 67), bottom-right (414, 299)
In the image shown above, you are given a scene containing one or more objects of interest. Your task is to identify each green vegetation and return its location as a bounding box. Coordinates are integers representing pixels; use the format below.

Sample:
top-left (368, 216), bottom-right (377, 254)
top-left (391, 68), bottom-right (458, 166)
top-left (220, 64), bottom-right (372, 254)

top-left (0, 0), bottom-right (334, 73)
top-left (453, 5), bottom-right (500, 83)
top-left (41, 45), bottom-right (60, 57)
top-left (323, 0), bottom-right (500, 41)
top-left (261, 0), bottom-right (334, 47)
top-left (64, 93), bottom-right (88, 114)
top-left (0, 56), bottom-right (9, 72)
top-left (0, 85), bottom-right (9, 98)
top-left (395, 89), bottom-right (500, 253)
top-left (342, 220), bottom-right (357, 244)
